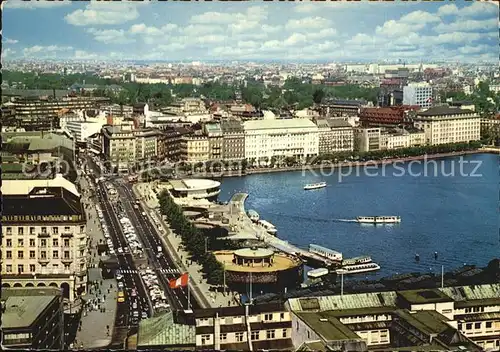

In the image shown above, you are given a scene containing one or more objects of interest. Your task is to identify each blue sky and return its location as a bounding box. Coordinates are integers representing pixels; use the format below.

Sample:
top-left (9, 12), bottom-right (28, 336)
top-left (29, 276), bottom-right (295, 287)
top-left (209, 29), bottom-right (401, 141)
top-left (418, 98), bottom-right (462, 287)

top-left (3, 0), bottom-right (499, 62)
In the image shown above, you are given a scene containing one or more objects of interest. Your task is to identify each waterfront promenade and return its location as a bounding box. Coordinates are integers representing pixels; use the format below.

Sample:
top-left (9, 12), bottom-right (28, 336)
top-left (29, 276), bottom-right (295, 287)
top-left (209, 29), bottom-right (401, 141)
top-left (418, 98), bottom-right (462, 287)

top-left (133, 182), bottom-right (241, 308)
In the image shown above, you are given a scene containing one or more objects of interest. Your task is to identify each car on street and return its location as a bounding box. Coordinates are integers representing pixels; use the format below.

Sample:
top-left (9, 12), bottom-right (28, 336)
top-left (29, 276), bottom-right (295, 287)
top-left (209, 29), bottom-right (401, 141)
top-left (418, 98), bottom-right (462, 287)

top-left (116, 274), bottom-right (123, 281)
top-left (118, 281), bottom-right (124, 289)
top-left (117, 291), bottom-right (125, 303)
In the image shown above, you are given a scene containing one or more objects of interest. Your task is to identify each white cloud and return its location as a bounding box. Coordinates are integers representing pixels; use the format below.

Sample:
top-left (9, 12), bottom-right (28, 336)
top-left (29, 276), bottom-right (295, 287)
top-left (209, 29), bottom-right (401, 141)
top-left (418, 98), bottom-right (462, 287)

top-left (73, 50), bottom-right (100, 60)
top-left (2, 48), bottom-right (16, 58)
top-left (284, 33), bottom-right (307, 47)
top-left (65, 2), bottom-right (139, 26)
top-left (182, 24), bottom-right (223, 37)
top-left (4, 38), bottom-right (18, 44)
top-left (23, 45), bottom-right (73, 57)
top-left (129, 23), bottom-right (177, 36)
top-left (399, 10), bottom-right (440, 24)
top-left (458, 45), bottom-right (491, 55)
top-left (434, 18), bottom-right (498, 33)
top-left (86, 28), bottom-right (134, 44)
top-left (306, 28), bottom-right (337, 40)
top-left (430, 32), bottom-right (481, 45)
top-left (4, 0), bottom-right (70, 9)
top-left (437, 4), bottom-right (459, 17)
top-left (376, 20), bottom-right (425, 37)
top-left (459, 2), bottom-right (499, 18)
top-left (285, 17), bottom-right (331, 30)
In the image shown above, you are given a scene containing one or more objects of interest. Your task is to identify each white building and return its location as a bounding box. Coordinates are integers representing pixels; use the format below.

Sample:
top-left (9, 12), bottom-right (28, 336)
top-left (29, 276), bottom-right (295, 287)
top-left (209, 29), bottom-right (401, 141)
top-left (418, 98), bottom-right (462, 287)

top-left (243, 119), bottom-right (319, 161)
top-left (65, 120), bottom-right (103, 144)
top-left (403, 82), bottom-right (433, 109)
top-left (413, 107), bottom-right (481, 145)
top-left (380, 129), bottom-right (426, 150)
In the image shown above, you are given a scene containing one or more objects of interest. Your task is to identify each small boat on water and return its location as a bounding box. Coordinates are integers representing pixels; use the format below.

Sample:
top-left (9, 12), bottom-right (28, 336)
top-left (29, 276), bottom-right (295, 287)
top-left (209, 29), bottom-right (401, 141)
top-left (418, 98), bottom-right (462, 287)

top-left (342, 256), bottom-right (372, 266)
top-left (309, 244), bottom-right (343, 262)
top-left (304, 182), bottom-right (327, 190)
top-left (356, 216), bottom-right (401, 224)
top-left (247, 209), bottom-right (260, 222)
top-left (307, 268), bottom-right (329, 279)
top-left (336, 262), bottom-right (381, 275)
top-left (258, 220), bottom-right (277, 235)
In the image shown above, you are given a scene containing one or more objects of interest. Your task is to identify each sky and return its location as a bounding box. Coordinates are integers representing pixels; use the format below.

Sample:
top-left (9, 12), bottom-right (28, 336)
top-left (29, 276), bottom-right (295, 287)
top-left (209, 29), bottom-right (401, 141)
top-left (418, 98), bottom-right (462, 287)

top-left (2, 0), bottom-right (499, 63)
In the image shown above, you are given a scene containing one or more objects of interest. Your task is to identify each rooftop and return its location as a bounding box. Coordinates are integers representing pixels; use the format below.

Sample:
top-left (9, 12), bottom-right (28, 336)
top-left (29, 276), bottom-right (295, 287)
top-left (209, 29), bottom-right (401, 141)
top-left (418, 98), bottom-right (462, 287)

top-left (2, 287), bottom-right (61, 329)
top-left (416, 106), bottom-right (476, 117)
top-left (396, 310), bottom-right (451, 335)
top-left (397, 288), bottom-right (453, 305)
top-left (234, 247), bottom-right (274, 259)
top-left (214, 250), bottom-right (301, 273)
top-left (243, 118), bottom-right (318, 130)
top-left (288, 291), bottom-right (397, 312)
top-left (137, 312), bottom-right (195, 348)
top-left (1, 174), bottom-right (80, 197)
top-left (168, 178), bottom-right (220, 192)
top-left (296, 311), bottom-right (361, 341)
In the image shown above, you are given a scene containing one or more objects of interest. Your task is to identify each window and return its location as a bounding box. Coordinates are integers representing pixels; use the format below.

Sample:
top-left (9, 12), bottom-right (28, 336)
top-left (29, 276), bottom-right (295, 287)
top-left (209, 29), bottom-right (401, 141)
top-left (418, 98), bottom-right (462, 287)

top-left (264, 313), bottom-right (273, 321)
top-left (64, 251), bottom-right (70, 259)
top-left (466, 323), bottom-right (472, 330)
top-left (41, 227), bottom-right (47, 234)
top-left (30, 251), bottom-right (35, 259)
top-left (219, 333), bottom-right (227, 342)
top-left (307, 331), bottom-right (310, 339)
top-left (282, 329), bottom-right (287, 338)
top-left (52, 227), bottom-right (58, 234)
top-left (30, 227), bottom-right (35, 235)
top-left (6, 251), bottom-right (12, 259)
top-left (64, 264), bottom-right (70, 270)
top-left (41, 239), bottom-right (47, 247)
top-left (53, 239), bottom-right (58, 247)
top-left (280, 313), bottom-right (285, 320)
top-left (29, 264), bottom-right (36, 272)
top-left (64, 227), bottom-right (70, 232)
top-left (201, 334), bottom-right (210, 345)
top-left (485, 322), bottom-right (492, 329)
top-left (235, 332), bottom-right (244, 342)
top-left (41, 251), bottom-right (47, 259)
top-left (64, 239), bottom-right (70, 247)
top-left (80, 226), bottom-right (85, 233)
top-left (18, 227), bottom-right (23, 235)
top-left (6, 265), bottom-right (12, 272)
top-left (474, 322), bottom-right (481, 329)
top-left (251, 331), bottom-right (259, 340)
top-left (6, 227), bottom-right (12, 235)
top-left (29, 239), bottom-right (35, 247)
top-left (53, 250), bottom-right (59, 259)
top-left (18, 239), bottom-right (24, 247)
top-left (18, 264), bottom-right (24, 273)
top-left (18, 251), bottom-right (24, 259)
top-left (266, 330), bottom-right (275, 339)
top-left (6, 239), bottom-right (12, 247)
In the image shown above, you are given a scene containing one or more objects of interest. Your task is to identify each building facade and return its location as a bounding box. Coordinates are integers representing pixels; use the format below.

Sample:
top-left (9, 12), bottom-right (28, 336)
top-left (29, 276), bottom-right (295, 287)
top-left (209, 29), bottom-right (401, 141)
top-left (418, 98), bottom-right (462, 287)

top-left (1, 176), bottom-right (87, 302)
top-left (315, 118), bottom-right (354, 154)
top-left (134, 129), bottom-right (159, 161)
top-left (356, 128), bottom-right (381, 152)
top-left (403, 82), bottom-right (433, 109)
top-left (180, 134), bottom-right (210, 163)
top-left (194, 303), bottom-right (293, 350)
top-left (204, 123), bottom-right (223, 160)
top-left (243, 119), bottom-right (319, 162)
top-left (413, 107), bottom-right (481, 145)
top-left (102, 125), bottom-right (136, 170)
top-left (221, 120), bottom-right (245, 161)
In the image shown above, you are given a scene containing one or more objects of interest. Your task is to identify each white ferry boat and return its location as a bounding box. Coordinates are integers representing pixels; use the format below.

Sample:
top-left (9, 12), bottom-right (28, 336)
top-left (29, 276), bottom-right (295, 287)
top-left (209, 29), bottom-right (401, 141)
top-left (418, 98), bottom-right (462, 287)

top-left (336, 262), bottom-right (381, 275)
top-left (307, 268), bottom-right (329, 279)
top-left (258, 220), bottom-right (277, 235)
top-left (304, 182), bottom-right (327, 190)
top-left (342, 256), bottom-right (372, 266)
top-left (247, 210), bottom-right (260, 222)
top-left (309, 244), bottom-right (343, 262)
top-left (356, 216), bottom-right (401, 224)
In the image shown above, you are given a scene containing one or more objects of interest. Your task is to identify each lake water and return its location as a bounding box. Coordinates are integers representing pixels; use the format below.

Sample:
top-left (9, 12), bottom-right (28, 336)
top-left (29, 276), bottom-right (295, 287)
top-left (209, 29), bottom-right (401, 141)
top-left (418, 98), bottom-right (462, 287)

top-left (219, 153), bottom-right (499, 279)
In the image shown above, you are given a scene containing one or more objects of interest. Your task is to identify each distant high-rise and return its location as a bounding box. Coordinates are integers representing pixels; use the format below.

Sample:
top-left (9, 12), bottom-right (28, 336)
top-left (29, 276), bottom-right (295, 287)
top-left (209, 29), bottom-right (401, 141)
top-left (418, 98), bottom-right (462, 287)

top-left (403, 82), bottom-right (433, 109)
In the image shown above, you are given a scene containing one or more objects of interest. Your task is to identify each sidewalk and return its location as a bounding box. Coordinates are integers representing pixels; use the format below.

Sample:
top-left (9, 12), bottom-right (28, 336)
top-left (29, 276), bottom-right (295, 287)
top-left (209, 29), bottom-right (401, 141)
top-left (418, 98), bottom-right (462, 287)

top-left (73, 175), bottom-right (118, 349)
top-left (134, 183), bottom-right (240, 308)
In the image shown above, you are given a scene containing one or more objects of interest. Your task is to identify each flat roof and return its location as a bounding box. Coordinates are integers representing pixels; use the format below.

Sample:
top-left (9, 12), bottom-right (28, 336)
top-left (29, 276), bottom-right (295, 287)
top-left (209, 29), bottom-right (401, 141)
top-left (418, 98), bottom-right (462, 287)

top-left (2, 287), bottom-right (60, 329)
top-left (296, 311), bottom-right (360, 341)
top-left (396, 310), bottom-right (451, 335)
top-left (234, 248), bottom-right (274, 259)
top-left (397, 289), bottom-right (452, 304)
top-left (168, 178), bottom-right (220, 192)
top-left (1, 174), bottom-right (80, 197)
top-left (243, 118), bottom-right (318, 130)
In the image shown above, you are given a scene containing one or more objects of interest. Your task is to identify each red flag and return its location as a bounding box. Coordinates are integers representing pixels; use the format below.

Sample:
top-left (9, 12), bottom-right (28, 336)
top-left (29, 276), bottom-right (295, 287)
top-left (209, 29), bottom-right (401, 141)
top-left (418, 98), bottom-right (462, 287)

top-left (169, 273), bottom-right (189, 288)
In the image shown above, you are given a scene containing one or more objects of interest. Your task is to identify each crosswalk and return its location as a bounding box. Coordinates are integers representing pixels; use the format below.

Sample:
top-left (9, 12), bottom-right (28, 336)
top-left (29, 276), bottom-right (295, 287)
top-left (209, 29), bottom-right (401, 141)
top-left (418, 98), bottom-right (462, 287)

top-left (117, 268), bottom-right (181, 275)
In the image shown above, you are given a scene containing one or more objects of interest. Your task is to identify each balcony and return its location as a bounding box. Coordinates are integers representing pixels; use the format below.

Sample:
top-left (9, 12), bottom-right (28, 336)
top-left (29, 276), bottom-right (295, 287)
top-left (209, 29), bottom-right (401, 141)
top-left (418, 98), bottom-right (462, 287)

top-left (61, 232), bottom-right (74, 238)
top-left (61, 256), bottom-right (74, 263)
top-left (37, 256), bottom-right (50, 263)
top-left (37, 232), bottom-right (50, 238)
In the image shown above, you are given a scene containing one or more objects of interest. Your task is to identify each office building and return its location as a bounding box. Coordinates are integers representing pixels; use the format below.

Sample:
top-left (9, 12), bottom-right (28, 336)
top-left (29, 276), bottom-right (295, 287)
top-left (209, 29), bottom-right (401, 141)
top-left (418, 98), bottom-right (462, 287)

top-left (403, 82), bottom-right (433, 109)
top-left (221, 120), bottom-right (245, 161)
top-left (315, 118), bottom-right (354, 154)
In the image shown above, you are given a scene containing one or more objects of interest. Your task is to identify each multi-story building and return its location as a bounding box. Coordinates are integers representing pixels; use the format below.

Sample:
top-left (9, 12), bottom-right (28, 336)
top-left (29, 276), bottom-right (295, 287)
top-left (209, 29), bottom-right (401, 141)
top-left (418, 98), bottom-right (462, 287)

top-left (320, 99), bottom-right (367, 117)
top-left (194, 304), bottom-right (293, 350)
top-left (289, 284), bottom-right (499, 351)
top-left (1, 175), bottom-right (87, 302)
top-left (221, 119), bottom-right (245, 161)
top-left (403, 82), bottom-right (433, 109)
top-left (1, 287), bottom-right (65, 349)
top-left (243, 119), bottom-right (319, 163)
top-left (65, 120), bottom-right (104, 145)
top-left (315, 118), bottom-right (354, 154)
top-left (355, 127), bottom-right (381, 152)
top-left (379, 128), bottom-right (426, 150)
top-left (180, 133), bottom-right (210, 163)
top-left (359, 106), bottom-right (419, 127)
top-left (134, 129), bottom-right (159, 161)
top-left (102, 103), bottom-right (133, 117)
top-left (161, 126), bottom-right (192, 161)
top-left (101, 125), bottom-right (136, 170)
top-left (413, 107), bottom-right (481, 145)
top-left (204, 122), bottom-right (223, 160)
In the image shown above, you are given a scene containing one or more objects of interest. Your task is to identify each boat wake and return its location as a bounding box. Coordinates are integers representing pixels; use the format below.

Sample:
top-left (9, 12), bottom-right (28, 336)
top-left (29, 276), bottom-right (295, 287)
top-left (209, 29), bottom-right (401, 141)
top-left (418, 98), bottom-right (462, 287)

top-left (267, 212), bottom-right (357, 223)
top-left (332, 219), bottom-right (358, 223)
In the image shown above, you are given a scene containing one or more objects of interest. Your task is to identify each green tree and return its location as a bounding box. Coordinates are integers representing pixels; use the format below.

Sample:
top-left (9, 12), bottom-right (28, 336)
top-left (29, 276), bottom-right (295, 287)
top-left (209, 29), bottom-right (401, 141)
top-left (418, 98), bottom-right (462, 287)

top-left (313, 88), bottom-right (325, 104)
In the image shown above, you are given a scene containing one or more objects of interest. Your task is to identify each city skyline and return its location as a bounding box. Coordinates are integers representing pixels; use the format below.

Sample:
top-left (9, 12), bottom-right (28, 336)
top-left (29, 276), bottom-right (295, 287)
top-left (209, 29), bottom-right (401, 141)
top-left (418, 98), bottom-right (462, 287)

top-left (3, 0), bottom-right (499, 63)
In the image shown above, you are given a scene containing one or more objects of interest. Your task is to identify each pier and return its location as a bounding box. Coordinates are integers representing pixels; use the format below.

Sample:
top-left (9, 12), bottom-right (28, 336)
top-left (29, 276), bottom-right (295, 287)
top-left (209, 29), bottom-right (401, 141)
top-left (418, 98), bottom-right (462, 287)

top-left (224, 193), bottom-right (337, 267)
